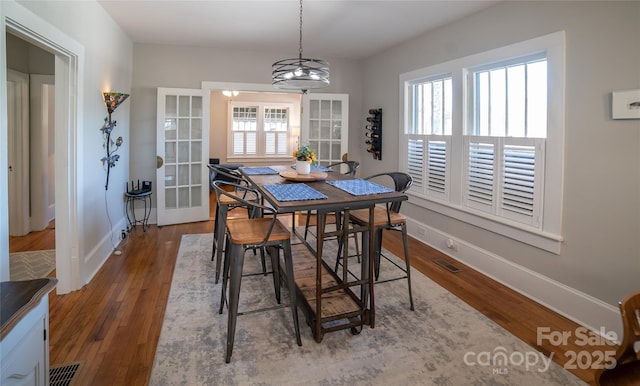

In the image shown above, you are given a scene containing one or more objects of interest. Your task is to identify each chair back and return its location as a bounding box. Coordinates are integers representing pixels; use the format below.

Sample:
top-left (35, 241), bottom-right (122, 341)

top-left (596, 290), bottom-right (640, 385)
top-left (327, 161), bottom-right (360, 177)
top-left (208, 164), bottom-right (246, 186)
top-left (213, 181), bottom-right (279, 245)
top-left (365, 172), bottom-right (413, 213)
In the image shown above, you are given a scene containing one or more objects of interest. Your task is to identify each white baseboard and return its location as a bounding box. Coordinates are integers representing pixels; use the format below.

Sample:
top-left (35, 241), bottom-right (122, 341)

top-left (82, 217), bottom-right (128, 286)
top-left (405, 218), bottom-right (622, 342)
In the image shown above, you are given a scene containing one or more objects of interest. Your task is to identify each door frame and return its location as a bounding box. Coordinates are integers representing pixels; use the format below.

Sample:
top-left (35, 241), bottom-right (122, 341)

top-left (1, 1), bottom-right (84, 293)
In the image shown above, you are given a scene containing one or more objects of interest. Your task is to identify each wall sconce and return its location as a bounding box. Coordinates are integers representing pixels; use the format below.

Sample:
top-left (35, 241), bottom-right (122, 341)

top-left (101, 92), bottom-right (129, 190)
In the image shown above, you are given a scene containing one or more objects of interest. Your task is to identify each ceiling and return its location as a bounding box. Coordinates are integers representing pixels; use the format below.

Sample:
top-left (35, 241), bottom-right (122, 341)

top-left (98, 0), bottom-right (499, 60)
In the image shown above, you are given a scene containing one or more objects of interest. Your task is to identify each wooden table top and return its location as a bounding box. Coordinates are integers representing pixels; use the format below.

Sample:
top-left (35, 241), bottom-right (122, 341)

top-left (1, 278), bottom-right (57, 340)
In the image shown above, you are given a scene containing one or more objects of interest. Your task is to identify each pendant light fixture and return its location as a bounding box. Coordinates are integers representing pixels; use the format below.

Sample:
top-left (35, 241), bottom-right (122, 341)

top-left (272, 0), bottom-right (329, 93)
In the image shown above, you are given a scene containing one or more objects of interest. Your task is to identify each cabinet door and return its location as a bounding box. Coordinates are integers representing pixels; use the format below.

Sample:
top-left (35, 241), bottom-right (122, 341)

top-left (0, 300), bottom-right (48, 386)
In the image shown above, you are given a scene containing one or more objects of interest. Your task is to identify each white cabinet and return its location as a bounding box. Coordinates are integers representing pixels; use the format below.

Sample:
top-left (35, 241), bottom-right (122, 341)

top-left (1, 279), bottom-right (56, 386)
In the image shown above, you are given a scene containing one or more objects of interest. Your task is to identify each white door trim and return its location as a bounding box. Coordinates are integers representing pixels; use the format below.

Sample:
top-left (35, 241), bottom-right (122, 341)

top-left (1, 0), bottom-right (84, 293)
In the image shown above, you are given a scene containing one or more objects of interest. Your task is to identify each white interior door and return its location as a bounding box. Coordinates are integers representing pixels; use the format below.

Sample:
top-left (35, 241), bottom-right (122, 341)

top-left (7, 69), bottom-right (30, 236)
top-left (30, 74), bottom-right (55, 231)
top-left (156, 88), bottom-right (210, 226)
top-left (302, 93), bottom-right (349, 169)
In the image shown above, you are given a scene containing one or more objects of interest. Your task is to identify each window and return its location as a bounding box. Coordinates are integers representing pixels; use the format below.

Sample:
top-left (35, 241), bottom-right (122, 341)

top-left (400, 32), bottom-right (565, 253)
top-left (405, 76), bottom-right (452, 201)
top-left (464, 54), bottom-right (547, 227)
top-left (229, 102), bottom-right (293, 158)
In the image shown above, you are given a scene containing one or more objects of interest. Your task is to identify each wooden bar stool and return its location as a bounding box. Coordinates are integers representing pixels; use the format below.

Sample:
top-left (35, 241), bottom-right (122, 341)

top-left (209, 164), bottom-right (266, 284)
top-left (338, 172), bottom-right (414, 311)
top-left (213, 181), bottom-right (302, 363)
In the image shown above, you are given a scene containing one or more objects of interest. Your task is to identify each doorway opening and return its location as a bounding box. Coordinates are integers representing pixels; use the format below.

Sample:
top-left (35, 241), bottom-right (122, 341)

top-left (6, 33), bottom-right (56, 266)
top-left (3, 7), bottom-right (83, 293)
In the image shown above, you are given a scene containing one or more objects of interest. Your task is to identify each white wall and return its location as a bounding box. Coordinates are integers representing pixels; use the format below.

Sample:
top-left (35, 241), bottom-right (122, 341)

top-left (130, 44), bottom-right (363, 198)
top-left (361, 1), bottom-right (640, 335)
top-left (1, 0), bottom-right (133, 287)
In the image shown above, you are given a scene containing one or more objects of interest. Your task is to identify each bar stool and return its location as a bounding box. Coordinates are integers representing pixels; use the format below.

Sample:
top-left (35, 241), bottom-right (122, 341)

top-left (338, 172), bottom-right (414, 311)
top-left (209, 164), bottom-right (266, 284)
top-left (213, 181), bottom-right (302, 363)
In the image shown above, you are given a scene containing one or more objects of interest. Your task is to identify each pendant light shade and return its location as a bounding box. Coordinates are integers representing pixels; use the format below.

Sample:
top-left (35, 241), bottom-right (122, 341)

top-left (272, 0), bottom-right (329, 92)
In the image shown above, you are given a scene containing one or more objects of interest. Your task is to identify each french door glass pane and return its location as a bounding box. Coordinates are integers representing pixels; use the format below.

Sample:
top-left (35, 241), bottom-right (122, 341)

top-left (165, 188), bottom-right (176, 209)
top-left (165, 96), bottom-right (177, 116)
top-left (191, 141), bottom-right (202, 162)
top-left (165, 142), bottom-right (176, 163)
top-left (165, 165), bottom-right (176, 186)
top-left (178, 187), bottom-right (189, 208)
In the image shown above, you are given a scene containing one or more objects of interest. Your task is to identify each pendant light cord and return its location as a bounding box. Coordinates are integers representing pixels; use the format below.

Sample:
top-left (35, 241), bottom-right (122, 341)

top-left (298, 0), bottom-right (304, 59)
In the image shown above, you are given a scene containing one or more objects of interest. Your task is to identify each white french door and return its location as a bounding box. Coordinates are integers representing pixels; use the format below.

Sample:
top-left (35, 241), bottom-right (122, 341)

top-left (302, 93), bottom-right (349, 168)
top-left (156, 88), bottom-right (210, 226)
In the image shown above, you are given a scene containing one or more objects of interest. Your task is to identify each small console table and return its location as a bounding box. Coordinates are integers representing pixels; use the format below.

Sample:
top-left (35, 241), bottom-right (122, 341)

top-left (125, 180), bottom-right (152, 231)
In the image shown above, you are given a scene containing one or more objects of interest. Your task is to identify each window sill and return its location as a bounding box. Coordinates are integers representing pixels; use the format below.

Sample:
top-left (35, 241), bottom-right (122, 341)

top-left (407, 192), bottom-right (563, 254)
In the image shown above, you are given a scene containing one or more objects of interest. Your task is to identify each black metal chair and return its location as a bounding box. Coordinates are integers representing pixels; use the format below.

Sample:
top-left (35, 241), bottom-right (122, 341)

top-left (337, 172), bottom-right (414, 311)
top-left (214, 181), bottom-right (302, 363)
top-left (209, 164), bottom-right (265, 284)
top-left (302, 161), bottom-right (360, 241)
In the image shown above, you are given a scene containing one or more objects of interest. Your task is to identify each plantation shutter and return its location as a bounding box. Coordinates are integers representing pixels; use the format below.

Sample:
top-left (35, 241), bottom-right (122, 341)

top-left (407, 137), bottom-right (424, 193)
top-left (500, 139), bottom-right (544, 226)
top-left (426, 138), bottom-right (449, 200)
top-left (464, 136), bottom-right (544, 226)
top-left (464, 138), bottom-right (496, 213)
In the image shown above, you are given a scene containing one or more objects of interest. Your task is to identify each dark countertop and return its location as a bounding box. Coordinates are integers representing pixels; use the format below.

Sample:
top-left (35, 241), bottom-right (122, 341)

top-left (1, 278), bottom-right (57, 340)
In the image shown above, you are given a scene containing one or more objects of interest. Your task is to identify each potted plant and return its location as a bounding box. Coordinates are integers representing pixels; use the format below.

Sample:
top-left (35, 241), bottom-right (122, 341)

top-left (293, 145), bottom-right (316, 174)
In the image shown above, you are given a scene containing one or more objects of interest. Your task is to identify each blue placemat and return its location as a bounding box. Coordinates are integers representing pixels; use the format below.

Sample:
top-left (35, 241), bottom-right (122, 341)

top-left (263, 183), bottom-right (328, 201)
top-left (240, 166), bottom-right (279, 175)
top-left (326, 179), bottom-right (394, 196)
top-left (291, 164), bottom-right (331, 172)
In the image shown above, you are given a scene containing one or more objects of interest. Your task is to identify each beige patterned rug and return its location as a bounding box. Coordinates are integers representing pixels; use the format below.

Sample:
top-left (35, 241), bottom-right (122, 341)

top-left (9, 249), bottom-right (55, 281)
top-left (150, 233), bottom-right (585, 385)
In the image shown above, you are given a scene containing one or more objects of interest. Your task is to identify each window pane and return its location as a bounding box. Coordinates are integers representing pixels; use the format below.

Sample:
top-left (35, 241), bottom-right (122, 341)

top-left (165, 96), bottom-right (177, 116)
top-left (164, 118), bottom-right (177, 140)
top-left (178, 96), bottom-right (190, 117)
top-left (444, 78), bottom-right (452, 135)
top-left (489, 68), bottom-right (506, 137)
top-left (507, 65), bottom-right (526, 137)
top-left (476, 71), bottom-right (490, 136)
top-left (191, 141), bottom-right (201, 162)
top-left (527, 60), bottom-right (547, 138)
top-left (433, 80), bottom-right (443, 135)
top-left (178, 164), bottom-right (189, 185)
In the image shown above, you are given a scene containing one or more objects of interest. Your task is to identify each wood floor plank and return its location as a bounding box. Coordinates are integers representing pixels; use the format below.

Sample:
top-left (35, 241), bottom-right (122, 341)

top-left (7, 200), bottom-right (608, 385)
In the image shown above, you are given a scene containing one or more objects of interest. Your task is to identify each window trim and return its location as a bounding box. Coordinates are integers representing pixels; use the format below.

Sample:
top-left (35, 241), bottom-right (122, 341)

top-left (399, 31), bottom-right (565, 253)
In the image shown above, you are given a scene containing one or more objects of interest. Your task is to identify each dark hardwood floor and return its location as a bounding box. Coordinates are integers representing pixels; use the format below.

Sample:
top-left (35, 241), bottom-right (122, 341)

top-left (9, 194), bottom-right (608, 385)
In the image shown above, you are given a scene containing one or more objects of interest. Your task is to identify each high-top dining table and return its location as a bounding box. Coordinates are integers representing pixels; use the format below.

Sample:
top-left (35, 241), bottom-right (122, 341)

top-left (239, 164), bottom-right (407, 342)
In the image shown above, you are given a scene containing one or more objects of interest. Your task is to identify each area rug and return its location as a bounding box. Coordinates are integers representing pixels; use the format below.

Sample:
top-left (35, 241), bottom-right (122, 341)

top-left (149, 233), bottom-right (584, 385)
top-left (9, 249), bottom-right (55, 281)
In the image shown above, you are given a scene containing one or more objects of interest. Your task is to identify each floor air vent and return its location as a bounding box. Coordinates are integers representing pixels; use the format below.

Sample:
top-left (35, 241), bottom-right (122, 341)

top-left (50, 361), bottom-right (83, 386)
top-left (434, 258), bottom-right (462, 273)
